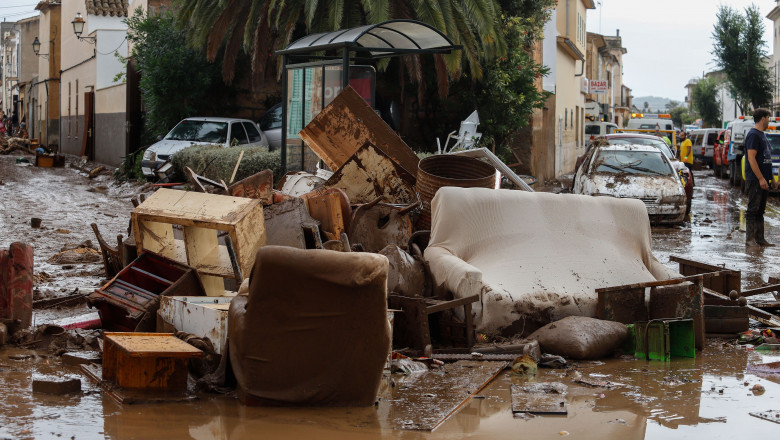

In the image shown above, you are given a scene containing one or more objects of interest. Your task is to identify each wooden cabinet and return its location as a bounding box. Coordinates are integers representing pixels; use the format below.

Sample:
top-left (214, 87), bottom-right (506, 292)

top-left (132, 189), bottom-right (266, 296)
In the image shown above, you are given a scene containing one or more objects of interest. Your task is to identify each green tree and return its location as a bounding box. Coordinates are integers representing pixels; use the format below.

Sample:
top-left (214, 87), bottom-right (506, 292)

top-left (174, 0), bottom-right (504, 91)
top-left (712, 4), bottom-right (772, 112)
top-left (127, 9), bottom-right (231, 142)
top-left (692, 77), bottom-right (721, 128)
top-left (451, 0), bottom-right (554, 162)
top-left (670, 106), bottom-right (695, 128)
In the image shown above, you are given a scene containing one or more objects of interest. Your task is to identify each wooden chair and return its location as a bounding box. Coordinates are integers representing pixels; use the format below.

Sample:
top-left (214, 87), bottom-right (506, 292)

top-left (91, 223), bottom-right (124, 279)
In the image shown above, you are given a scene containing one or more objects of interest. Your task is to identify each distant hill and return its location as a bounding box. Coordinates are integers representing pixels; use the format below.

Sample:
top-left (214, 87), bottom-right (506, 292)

top-left (634, 96), bottom-right (676, 113)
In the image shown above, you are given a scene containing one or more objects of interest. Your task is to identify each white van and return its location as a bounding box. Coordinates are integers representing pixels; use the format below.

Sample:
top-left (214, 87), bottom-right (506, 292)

top-left (689, 128), bottom-right (721, 167)
top-left (585, 121), bottom-right (618, 139)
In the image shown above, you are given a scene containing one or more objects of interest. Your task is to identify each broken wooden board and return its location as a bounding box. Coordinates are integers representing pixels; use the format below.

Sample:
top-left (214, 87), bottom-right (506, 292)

top-left (304, 189), bottom-right (350, 242)
top-left (703, 287), bottom-right (780, 327)
top-left (229, 169), bottom-right (274, 204)
top-left (749, 410), bottom-right (780, 424)
top-left (511, 382), bottom-right (568, 415)
top-left (380, 360), bottom-right (506, 431)
top-left (323, 142), bottom-right (417, 205)
top-left (299, 86), bottom-right (419, 181)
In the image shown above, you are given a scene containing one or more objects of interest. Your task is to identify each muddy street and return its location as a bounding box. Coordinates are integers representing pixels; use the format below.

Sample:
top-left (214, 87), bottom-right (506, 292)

top-left (653, 170), bottom-right (780, 296)
top-left (1, 157), bottom-right (780, 439)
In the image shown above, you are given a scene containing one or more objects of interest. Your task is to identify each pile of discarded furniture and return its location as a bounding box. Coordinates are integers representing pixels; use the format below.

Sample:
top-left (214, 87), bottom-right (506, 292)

top-left (7, 86), bottom-right (780, 422)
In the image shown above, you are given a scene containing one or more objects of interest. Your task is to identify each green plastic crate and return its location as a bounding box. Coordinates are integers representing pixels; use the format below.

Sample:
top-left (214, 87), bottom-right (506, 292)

top-left (634, 319), bottom-right (695, 361)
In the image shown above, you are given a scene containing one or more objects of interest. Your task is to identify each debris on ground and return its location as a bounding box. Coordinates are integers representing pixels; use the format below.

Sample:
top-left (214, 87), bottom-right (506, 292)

top-left (511, 382), bottom-right (568, 415)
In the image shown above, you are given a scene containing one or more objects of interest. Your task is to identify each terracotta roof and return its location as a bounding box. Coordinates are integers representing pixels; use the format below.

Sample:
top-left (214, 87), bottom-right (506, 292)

top-left (85, 0), bottom-right (128, 17)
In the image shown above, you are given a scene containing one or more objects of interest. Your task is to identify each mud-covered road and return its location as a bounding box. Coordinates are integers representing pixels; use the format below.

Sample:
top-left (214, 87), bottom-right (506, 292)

top-left (1, 157), bottom-right (779, 439)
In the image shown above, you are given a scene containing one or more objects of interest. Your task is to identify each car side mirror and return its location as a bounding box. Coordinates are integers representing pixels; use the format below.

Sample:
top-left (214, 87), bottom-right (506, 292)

top-left (157, 135), bottom-right (164, 141)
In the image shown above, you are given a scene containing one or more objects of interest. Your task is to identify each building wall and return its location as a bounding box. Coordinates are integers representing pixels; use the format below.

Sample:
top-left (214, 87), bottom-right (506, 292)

top-left (60, 61), bottom-right (95, 156)
top-left (94, 84), bottom-right (126, 164)
top-left (59, 1), bottom-right (128, 165)
top-left (18, 17), bottom-right (39, 86)
top-left (96, 29), bottom-right (128, 90)
top-left (33, 4), bottom-right (61, 146)
top-left (552, 0), bottom-right (592, 177)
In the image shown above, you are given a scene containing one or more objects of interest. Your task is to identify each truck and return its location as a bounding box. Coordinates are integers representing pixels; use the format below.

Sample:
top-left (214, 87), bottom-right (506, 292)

top-left (725, 116), bottom-right (755, 188)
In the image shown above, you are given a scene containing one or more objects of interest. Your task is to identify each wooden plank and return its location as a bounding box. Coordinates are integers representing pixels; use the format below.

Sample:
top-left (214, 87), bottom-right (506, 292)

top-left (299, 86), bottom-right (420, 180)
top-left (233, 202), bottom-right (266, 277)
top-left (741, 284), bottom-right (780, 297)
top-left (134, 220), bottom-right (179, 261)
top-left (132, 188), bottom-right (262, 228)
top-left (306, 191), bottom-right (346, 241)
top-left (703, 287), bottom-right (780, 327)
top-left (511, 382), bottom-right (568, 415)
top-left (322, 142), bottom-right (417, 204)
top-left (104, 332), bottom-right (203, 357)
top-left (596, 273), bottom-right (728, 294)
top-left (183, 226), bottom-right (226, 296)
top-left (382, 361), bottom-right (506, 431)
top-left (424, 295), bottom-right (480, 315)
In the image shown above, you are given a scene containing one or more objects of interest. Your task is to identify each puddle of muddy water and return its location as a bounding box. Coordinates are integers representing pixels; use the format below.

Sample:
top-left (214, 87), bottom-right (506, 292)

top-left (3, 340), bottom-right (779, 440)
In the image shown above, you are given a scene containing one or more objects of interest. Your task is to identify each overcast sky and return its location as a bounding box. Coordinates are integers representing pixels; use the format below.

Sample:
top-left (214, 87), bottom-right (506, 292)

top-left (586, 1), bottom-right (777, 102)
top-left (3, 1), bottom-right (776, 104)
top-left (0, 2), bottom-right (38, 23)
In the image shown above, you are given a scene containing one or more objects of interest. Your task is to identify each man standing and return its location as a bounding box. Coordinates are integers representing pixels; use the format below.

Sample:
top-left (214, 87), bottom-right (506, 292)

top-left (679, 130), bottom-right (693, 183)
top-left (745, 108), bottom-right (775, 247)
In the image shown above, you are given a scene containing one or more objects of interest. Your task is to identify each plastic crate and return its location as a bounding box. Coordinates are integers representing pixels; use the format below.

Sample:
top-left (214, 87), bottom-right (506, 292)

top-left (634, 319), bottom-right (695, 361)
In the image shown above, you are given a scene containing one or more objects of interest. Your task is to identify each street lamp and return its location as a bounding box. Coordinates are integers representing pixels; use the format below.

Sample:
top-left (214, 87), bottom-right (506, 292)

top-left (31, 37), bottom-right (48, 58)
top-left (71, 12), bottom-right (95, 43)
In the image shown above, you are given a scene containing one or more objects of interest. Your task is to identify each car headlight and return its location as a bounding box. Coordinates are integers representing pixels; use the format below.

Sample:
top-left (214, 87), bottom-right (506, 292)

top-left (143, 150), bottom-right (156, 162)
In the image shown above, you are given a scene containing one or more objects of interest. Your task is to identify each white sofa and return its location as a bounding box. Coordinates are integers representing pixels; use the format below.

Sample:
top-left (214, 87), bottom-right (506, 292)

top-left (424, 187), bottom-right (679, 336)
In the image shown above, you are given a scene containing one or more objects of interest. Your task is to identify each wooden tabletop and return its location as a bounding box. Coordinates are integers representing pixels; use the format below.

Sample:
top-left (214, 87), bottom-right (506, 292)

top-left (105, 332), bottom-right (203, 358)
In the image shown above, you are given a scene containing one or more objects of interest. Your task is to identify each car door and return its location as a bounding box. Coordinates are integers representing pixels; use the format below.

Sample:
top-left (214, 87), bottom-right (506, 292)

top-left (242, 121), bottom-right (269, 147)
top-left (259, 104), bottom-right (282, 149)
top-left (230, 122), bottom-right (249, 146)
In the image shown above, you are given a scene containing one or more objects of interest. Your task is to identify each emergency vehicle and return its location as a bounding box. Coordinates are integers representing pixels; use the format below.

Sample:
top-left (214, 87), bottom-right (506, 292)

top-left (724, 116), bottom-right (755, 187)
top-left (622, 113), bottom-right (677, 150)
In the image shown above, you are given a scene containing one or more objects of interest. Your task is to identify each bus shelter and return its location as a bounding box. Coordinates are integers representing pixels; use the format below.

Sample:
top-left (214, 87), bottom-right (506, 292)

top-left (276, 20), bottom-right (461, 173)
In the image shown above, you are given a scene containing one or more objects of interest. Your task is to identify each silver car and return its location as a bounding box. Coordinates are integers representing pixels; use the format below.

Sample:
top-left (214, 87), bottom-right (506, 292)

top-left (573, 144), bottom-right (687, 225)
top-left (142, 117), bottom-right (269, 179)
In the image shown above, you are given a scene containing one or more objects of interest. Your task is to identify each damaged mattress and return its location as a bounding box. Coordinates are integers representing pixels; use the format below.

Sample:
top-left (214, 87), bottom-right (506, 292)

top-left (424, 187), bottom-right (679, 336)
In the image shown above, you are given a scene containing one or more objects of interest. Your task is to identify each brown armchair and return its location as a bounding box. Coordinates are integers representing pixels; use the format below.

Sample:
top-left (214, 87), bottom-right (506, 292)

top-left (229, 245), bottom-right (390, 406)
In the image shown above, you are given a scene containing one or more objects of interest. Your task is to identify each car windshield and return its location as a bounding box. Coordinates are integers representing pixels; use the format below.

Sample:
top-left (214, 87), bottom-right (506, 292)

top-left (593, 150), bottom-right (673, 176)
top-left (767, 134), bottom-right (780, 155)
top-left (585, 125), bottom-right (601, 135)
top-left (165, 120), bottom-right (228, 143)
top-left (607, 137), bottom-right (674, 160)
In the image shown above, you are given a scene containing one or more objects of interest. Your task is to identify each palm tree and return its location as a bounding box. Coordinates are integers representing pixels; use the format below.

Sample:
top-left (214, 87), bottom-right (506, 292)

top-left (174, 0), bottom-right (504, 92)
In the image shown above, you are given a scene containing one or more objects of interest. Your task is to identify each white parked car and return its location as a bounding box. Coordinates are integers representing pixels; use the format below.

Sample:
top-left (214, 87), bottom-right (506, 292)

top-left (573, 144), bottom-right (687, 225)
top-left (141, 117), bottom-right (269, 179)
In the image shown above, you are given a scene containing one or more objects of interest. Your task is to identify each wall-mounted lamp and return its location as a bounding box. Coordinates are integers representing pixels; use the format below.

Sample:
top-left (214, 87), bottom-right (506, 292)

top-left (32, 37), bottom-right (49, 58)
top-left (72, 13), bottom-right (95, 43)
